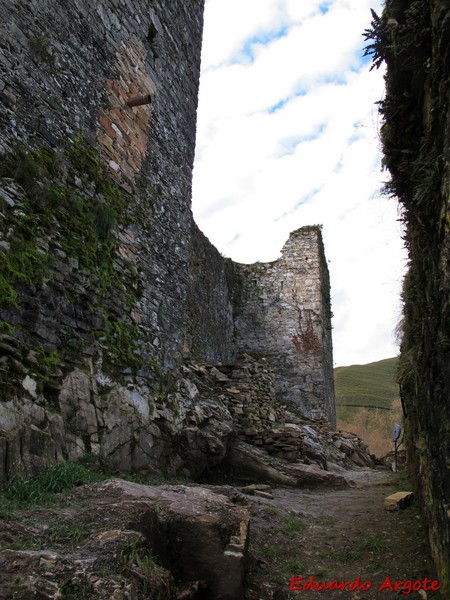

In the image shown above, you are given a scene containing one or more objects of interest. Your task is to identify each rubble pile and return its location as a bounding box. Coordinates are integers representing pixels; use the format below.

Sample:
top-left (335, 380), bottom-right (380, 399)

top-left (182, 354), bottom-right (376, 473)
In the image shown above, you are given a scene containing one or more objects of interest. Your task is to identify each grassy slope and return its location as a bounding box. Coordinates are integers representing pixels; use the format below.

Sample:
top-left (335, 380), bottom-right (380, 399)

top-left (334, 357), bottom-right (399, 410)
top-left (334, 357), bottom-right (401, 456)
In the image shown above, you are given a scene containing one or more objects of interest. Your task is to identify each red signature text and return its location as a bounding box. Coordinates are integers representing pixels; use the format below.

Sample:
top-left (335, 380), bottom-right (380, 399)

top-left (289, 575), bottom-right (440, 595)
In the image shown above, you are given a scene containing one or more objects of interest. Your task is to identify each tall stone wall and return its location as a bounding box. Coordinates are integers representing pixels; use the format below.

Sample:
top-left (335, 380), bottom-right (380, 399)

top-left (0, 0), bottom-right (214, 372)
top-left (0, 0), bottom-right (336, 482)
top-left (232, 227), bottom-right (336, 427)
top-left (0, 0), bottom-right (237, 480)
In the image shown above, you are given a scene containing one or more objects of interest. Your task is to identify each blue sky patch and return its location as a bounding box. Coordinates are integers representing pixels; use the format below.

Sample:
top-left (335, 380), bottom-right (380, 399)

top-left (277, 124), bottom-right (326, 157)
top-left (319, 1), bottom-right (333, 15)
top-left (268, 98), bottom-right (288, 114)
top-left (275, 187), bottom-right (322, 221)
top-left (226, 233), bottom-right (241, 246)
top-left (294, 187), bottom-right (322, 209)
top-left (230, 25), bottom-right (289, 64)
top-left (267, 89), bottom-right (307, 114)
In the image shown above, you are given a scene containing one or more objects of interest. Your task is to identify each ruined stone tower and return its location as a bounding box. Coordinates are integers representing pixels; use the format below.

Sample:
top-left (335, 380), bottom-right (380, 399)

top-left (0, 0), bottom-right (335, 480)
top-left (233, 227), bottom-right (335, 427)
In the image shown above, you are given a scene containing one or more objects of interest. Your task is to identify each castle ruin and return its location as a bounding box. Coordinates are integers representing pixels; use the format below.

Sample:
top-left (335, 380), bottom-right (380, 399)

top-left (0, 0), bottom-right (335, 481)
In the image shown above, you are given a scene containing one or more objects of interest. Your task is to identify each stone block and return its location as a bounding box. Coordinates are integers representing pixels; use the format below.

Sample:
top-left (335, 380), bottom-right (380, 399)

top-left (384, 491), bottom-right (414, 511)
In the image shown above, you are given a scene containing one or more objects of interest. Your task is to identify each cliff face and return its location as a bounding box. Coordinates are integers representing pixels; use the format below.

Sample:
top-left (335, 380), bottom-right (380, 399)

top-left (0, 1), bottom-right (336, 482)
top-left (368, 0), bottom-right (450, 591)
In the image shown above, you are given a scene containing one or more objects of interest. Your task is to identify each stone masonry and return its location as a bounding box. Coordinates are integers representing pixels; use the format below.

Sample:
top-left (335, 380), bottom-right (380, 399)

top-left (233, 227), bottom-right (336, 427)
top-left (0, 0), bottom-right (336, 481)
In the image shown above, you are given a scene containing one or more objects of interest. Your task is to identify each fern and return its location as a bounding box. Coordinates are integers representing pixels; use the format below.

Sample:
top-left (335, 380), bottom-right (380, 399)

top-left (362, 9), bottom-right (390, 70)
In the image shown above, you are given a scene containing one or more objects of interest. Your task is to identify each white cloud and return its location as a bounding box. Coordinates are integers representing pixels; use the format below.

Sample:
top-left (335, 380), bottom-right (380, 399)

top-left (193, 0), bottom-right (407, 367)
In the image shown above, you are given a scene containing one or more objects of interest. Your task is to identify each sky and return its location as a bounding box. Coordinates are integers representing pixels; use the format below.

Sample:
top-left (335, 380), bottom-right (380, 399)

top-left (191, 0), bottom-right (408, 368)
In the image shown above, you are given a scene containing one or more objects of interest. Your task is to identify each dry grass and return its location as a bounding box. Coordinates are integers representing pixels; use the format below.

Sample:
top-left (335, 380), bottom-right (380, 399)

top-left (337, 398), bottom-right (403, 457)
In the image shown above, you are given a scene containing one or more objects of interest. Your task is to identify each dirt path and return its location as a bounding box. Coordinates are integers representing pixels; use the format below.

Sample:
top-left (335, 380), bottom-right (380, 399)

top-left (245, 468), bottom-right (443, 599)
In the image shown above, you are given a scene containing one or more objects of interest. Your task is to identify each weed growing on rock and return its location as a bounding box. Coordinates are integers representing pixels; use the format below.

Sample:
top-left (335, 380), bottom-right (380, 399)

top-left (28, 36), bottom-right (55, 66)
top-left (121, 539), bottom-right (172, 597)
top-left (47, 516), bottom-right (92, 551)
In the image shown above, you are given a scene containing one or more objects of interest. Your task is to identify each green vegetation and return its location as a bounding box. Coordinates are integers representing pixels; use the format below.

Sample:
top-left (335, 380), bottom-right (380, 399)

top-left (0, 460), bottom-right (104, 513)
top-left (264, 505), bottom-right (280, 517)
top-left (334, 357), bottom-right (399, 410)
top-left (364, 2), bottom-right (449, 590)
top-left (334, 357), bottom-right (402, 456)
top-left (321, 547), bottom-right (361, 564)
top-left (262, 545), bottom-right (279, 560)
top-left (281, 516), bottom-right (306, 537)
top-left (45, 517), bottom-right (93, 551)
top-left (0, 456), bottom-right (189, 519)
top-left (60, 581), bottom-right (93, 600)
top-left (0, 135), bottom-right (143, 377)
top-left (121, 538), bottom-right (171, 596)
top-left (28, 36), bottom-right (55, 66)
top-left (0, 141), bottom-right (127, 289)
top-left (363, 533), bottom-right (388, 552)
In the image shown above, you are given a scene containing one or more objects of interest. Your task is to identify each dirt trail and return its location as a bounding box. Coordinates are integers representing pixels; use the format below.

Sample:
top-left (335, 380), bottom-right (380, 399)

top-left (245, 468), bottom-right (443, 599)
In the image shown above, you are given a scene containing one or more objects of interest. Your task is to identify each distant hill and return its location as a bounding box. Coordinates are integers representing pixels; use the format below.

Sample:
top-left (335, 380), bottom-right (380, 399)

top-left (334, 358), bottom-right (401, 456)
top-left (334, 357), bottom-right (399, 411)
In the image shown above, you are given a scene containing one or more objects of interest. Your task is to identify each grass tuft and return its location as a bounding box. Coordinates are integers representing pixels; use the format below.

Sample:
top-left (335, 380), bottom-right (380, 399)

top-left (281, 516), bottom-right (307, 537)
top-left (2, 460), bottom-right (103, 509)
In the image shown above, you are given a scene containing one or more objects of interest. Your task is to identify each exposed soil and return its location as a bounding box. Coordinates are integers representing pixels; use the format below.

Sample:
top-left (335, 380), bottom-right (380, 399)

top-left (0, 467), bottom-right (443, 600)
top-left (244, 468), bottom-right (443, 599)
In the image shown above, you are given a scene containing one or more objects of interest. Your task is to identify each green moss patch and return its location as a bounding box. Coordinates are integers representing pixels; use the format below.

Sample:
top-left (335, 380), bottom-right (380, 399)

top-left (0, 136), bottom-right (143, 383)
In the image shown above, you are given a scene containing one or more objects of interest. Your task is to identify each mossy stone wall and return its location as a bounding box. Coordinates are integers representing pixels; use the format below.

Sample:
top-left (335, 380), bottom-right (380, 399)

top-left (371, 0), bottom-right (450, 591)
top-left (0, 0), bottom-right (336, 481)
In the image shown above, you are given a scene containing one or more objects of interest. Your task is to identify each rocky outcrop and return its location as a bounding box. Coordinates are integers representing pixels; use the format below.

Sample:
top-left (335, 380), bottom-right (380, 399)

top-left (185, 355), bottom-right (374, 471)
top-left (0, 363), bottom-right (235, 482)
top-left (0, 479), bottom-right (250, 600)
top-left (0, 353), bottom-right (373, 486)
top-left (226, 440), bottom-right (347, 488)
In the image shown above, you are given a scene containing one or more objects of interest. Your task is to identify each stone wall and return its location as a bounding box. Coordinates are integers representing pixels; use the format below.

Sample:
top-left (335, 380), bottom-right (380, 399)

top-left (232, 227), bottom-right (336, 427)
top-left (0, 0), bottom-right (236, 480)
top-left (0, 0), bottom-right (213, 373)
top-left (0, 0), bottom-right (336, 482)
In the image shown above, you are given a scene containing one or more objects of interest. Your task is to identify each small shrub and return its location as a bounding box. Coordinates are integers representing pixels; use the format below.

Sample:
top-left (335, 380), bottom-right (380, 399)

top-left (28, 36), bottom-right (55, 66)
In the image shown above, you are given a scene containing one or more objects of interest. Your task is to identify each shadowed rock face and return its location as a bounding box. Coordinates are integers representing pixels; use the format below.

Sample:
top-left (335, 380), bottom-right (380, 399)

top-left (0, 480), bottom-right (250, 600)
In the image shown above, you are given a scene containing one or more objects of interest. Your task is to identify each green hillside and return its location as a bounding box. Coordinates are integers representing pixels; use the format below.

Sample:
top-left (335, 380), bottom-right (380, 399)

top-left (334, 357), bottom-right (399, 410)
top-left (334, 358), bottom-right (402, 456)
